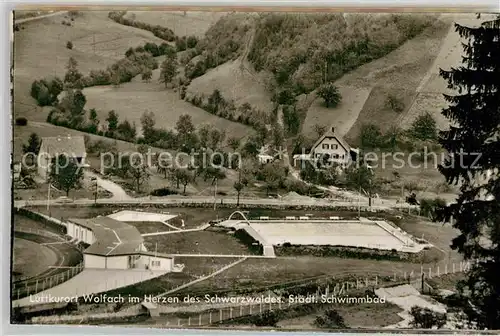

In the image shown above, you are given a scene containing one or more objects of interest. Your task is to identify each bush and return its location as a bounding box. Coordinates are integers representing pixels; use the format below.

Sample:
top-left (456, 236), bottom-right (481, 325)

top-left (15, 117), bottom-right (27, 126)
top-left (315, 309), bottom-right (347, 329)
top-left (150, 187), bottom-right (179, 196)
top-left (234, 229), bottom-right (263, 254)
top-left (66, 41), bottom-right (73, 49)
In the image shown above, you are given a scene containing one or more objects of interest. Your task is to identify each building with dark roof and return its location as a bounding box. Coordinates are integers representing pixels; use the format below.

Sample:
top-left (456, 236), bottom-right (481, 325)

top-left (67, 216), bottom-right (174, 271)
top-left (37, 135), bottom-right (87, 181)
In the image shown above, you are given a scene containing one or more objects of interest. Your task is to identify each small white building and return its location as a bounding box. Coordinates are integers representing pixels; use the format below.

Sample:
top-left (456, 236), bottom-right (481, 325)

top-left (38, 135), bottom-right (87, 181)
top-left (67, 217), bottom-right (174, 271)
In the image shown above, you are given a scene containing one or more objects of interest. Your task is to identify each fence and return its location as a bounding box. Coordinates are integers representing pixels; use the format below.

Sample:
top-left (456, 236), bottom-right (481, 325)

top-left (28, 258), bottom-right (474, 325)
top-left (12, 262), bottom-right (85, 301)
top-left (150, 259), bottom-right (474, 327)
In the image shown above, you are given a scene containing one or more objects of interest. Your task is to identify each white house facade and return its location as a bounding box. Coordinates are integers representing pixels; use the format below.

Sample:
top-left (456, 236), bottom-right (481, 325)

top-left (293, 127), bottom-right (358, 169)
top-left (67, 217), bottom-right (174, 272)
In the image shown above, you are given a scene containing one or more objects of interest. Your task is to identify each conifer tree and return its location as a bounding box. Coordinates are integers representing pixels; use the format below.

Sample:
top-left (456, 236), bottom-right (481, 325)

top-left (437, 15), bottom-right (500, 330)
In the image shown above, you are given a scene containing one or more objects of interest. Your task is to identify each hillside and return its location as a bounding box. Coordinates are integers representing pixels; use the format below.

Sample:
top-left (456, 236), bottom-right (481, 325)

top-left (183, 12), bottom-right (440, 132)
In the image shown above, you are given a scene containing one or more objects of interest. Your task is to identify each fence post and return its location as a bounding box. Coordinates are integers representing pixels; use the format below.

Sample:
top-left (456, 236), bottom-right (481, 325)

top-left (35, 280), bottom-right (38, 293)
top-left (453, 263), bottom-right (455, 273)
top-left (260, 301), bottom-right (262, 313)
top-left (375, 275), bottom-right (378, 287)
top-left (219, 309), bottom-right (222, 321)
top-left (250, 305), bottom-right (253, 314)
top-left (445, 264), bottom-right (448, 274)
top-left (428, 267), bottom-right (432, 278)
top-left (209, 311), bottom-right (212, 324)
top-left (240, 305), bottom-right (243, 315)
top-left (17, 289), bottom-right (20, 300)
top-left (437, 266), bottom-right (440, 277)
top-left (188, 316), bottom-right (190, 326)
top-left (199, 314), bottom-right (201, 326)
top-left (177, 319), bottom-right (180, 326)
top-left (230, 307), bottom-right (233, 319)
top-left (393, 272), bottom-right (397, 281)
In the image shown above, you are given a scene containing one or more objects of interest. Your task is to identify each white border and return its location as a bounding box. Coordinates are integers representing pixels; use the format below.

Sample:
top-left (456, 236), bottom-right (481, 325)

top-left (3, 2), bottom-right (499, 336)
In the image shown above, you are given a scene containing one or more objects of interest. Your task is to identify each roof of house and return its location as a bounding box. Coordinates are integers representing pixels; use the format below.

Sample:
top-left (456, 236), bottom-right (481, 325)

top-left (69, 217), bottom-right (144, 256)
top-left (40, 135), bottom-right (86, 158)
top-left (311, 127), bottom-right (351, 153)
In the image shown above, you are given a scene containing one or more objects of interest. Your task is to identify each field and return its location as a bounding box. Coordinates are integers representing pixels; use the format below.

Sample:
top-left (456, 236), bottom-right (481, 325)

top-left (124, 11), bottom-right (228, 38)
top-left (144, 230), bottom-right (256, 255)
top-left (124, 221), bottom-right (174, 234)
top-left (82, 77), bottom-right (253, 140)
top-left (277, 302), bottom-right (403, 329)
top-left (186, 59), bottom-right (274, 114)
top-left (343, 16), bottom-right (453, 142)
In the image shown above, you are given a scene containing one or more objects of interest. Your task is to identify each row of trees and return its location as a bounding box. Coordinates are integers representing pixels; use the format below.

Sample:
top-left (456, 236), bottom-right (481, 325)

top-left (359, 112), bottom-right (438, 151)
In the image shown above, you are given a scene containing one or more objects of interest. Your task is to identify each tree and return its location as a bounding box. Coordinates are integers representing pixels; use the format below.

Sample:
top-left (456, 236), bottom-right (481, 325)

top-left (208, 89), bottom-right (223, 114)
top-left (227, 137), bottom-right (241, 151)
top-left (316, 83), bottom-right (341, 108)
top-left (128, 155), bottom-right (150, 193)
top-left (159, 55), bottom-right (178, 88)
top-left (106, 110), bottom-right (119, 135)
top-left (345, 165), bottom-right (379, 206)
top-left (386, 93), bottom-right (405, 112)
top-left (141, 68), bottom-right (152, 82)
top-left (116, 120), bottom-right (137, 140)
top-left (209, 128), bottom-right (226, 150)
top-left (410, 112), bottom-right (437, 141)
top-left (66, 41), bottom-right (73, 50)
top-left (410, 306), bottom-right (447, 329)
top-left (314, 309), bottom-right (346, 329)
top-left (313, 124), bottom-right (327, 138)
top-left (49, 154), bottom-right (84, 196)
top-left (178, 169), bottom-right (192, 194)
top-left (175, 114), bottom-right (195, 136)
top-left (22, 133), bottom-right (41, 166)
top-left (140, 110), bottom-right (156, 142)
top-left (64, 57), bottom-right (83, 88)
top-left (435, 15), bottom-right (500, 330)
top-left (111, 71), bottom-right (121, 87)
top-left (233, 181), bottom-right (244, 206)
top-left (360, 123), bottom-right (383, 149)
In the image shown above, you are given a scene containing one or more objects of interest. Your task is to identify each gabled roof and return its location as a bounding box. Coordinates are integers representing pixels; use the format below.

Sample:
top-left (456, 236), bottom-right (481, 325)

top-left (40, 135), bottom-right (86, 158)
top-left (69, 217), bottom-right (143, 256)
top-left (311, 128), bottom-right (351, 153)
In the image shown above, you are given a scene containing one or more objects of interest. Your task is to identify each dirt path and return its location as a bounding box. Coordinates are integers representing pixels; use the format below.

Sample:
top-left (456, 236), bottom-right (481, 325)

top-left (84, 170), bottom-right (132, 201)
top-left (14, 11), bottom-right (67, 24)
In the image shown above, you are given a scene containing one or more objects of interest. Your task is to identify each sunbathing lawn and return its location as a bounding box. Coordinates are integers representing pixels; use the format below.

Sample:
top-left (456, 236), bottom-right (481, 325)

top-left (123, 221), bottom-right (175, 234)
top-left (143, 230), bottom-right (255, 255)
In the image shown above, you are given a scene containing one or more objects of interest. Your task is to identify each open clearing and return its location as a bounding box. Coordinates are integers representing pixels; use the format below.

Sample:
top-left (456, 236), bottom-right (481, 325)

top-left (302, 85), bottom-right (372, 138)
top-left (83, 77), bottom-right (254, 140)
top-left (125, 221), bottom-right (175, 234)
top-left (186, 59), bottom-right (274, 114)
top-left (399, 14), bottom-right (486, 130)
top-left (124, 11), bottom-right (228, 38)
top-left (340, 17), bottom-right (451, 142)
top-left (13, 11), bottom-right (164, 122)
top-left (144, 230), bottom-right (255, 255)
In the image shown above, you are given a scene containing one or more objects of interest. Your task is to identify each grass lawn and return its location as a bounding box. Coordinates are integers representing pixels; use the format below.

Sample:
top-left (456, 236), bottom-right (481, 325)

top-left (13, 213), bottom-right (65, 235)
top-left (124, 221), bottom-right (174, 234)
top-left (427, 272), bottom-right (464, 292)
top-left (144, 230), bottom-right (255, 255)
top-left (124, 11), bottom-right (227, 38)
top-left (277, 302), bottom-right (403, 329)
top-left (186, 256), bottom-right (422, 293)
top-left (82, 78), bottom-right (253, 141)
